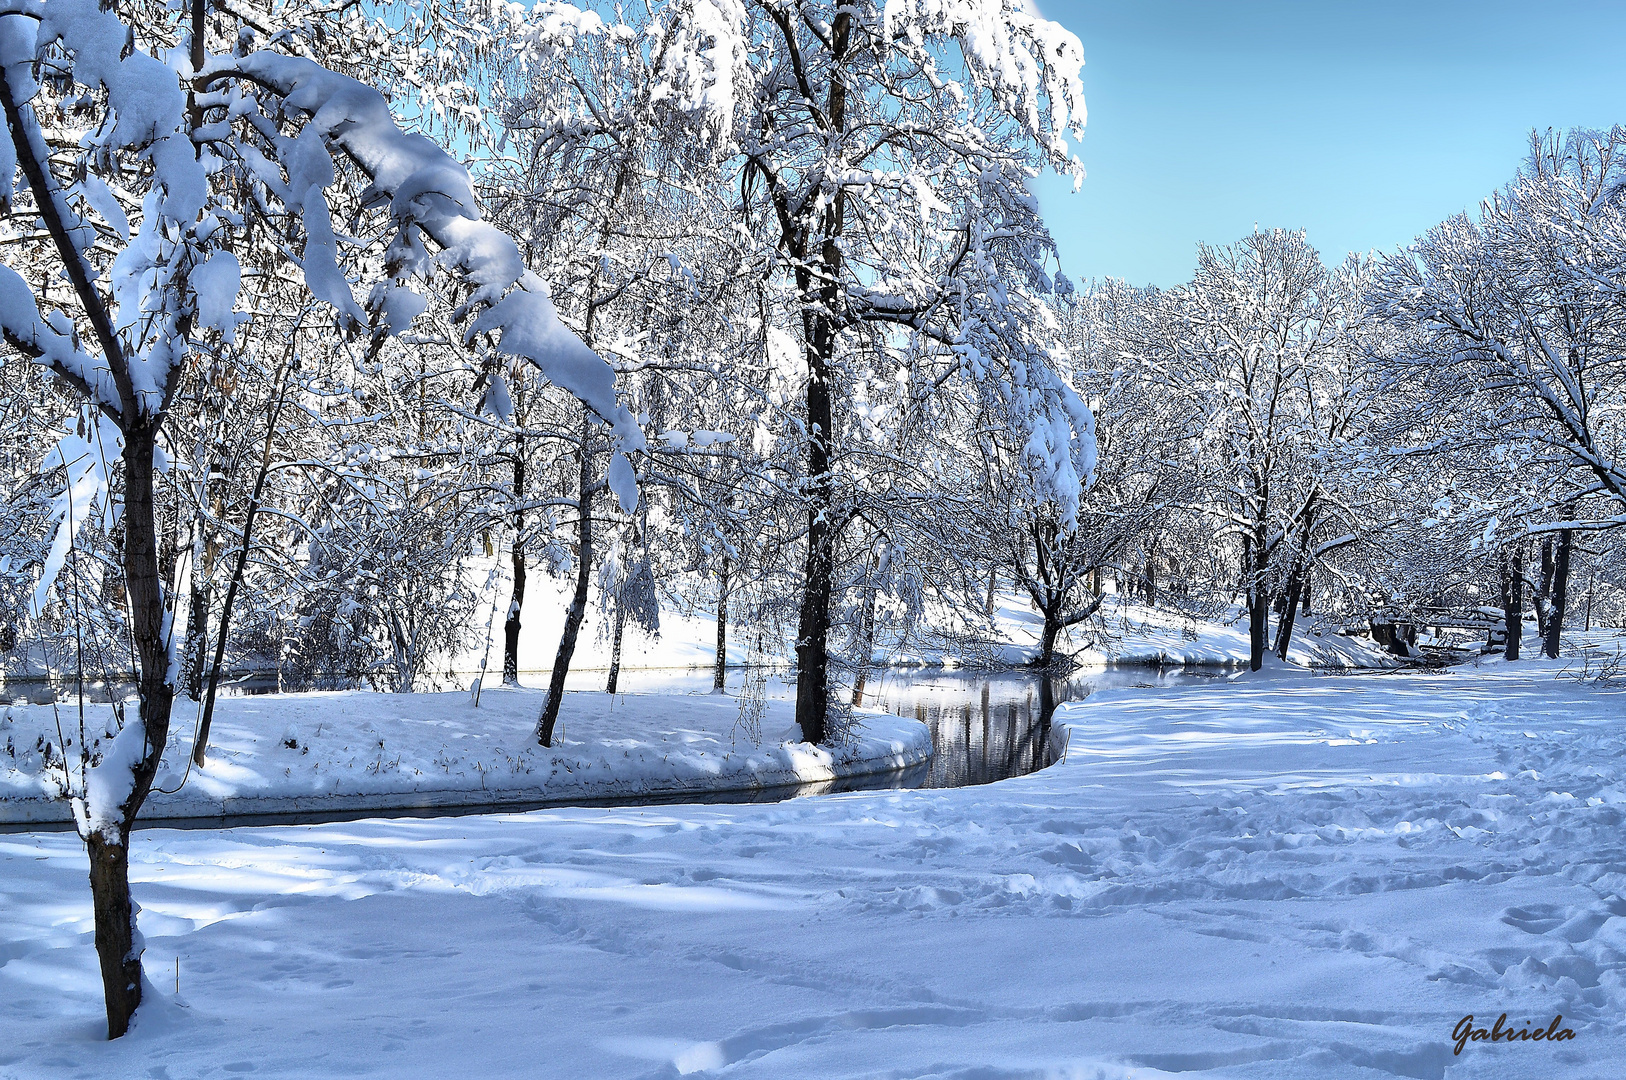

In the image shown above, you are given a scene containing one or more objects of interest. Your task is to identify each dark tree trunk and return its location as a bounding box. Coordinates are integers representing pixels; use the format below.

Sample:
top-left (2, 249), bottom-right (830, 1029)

top-left (1543, 528), bottom-right (1573, 660)
top-left (183, 570), bottom-right (210, 700)
top-left (1501, 546), bottom-right (1524, 661)
top-left (605, 601), bottom-right (625, 695)
top-left (713, 556), bottom-right (730, 692)
top-left (1248, 591), bottom-right (1270, 670)
top-left (1038, 601), bottom-right (1063, 670)
top-left (789, 11), bottom-right (853, 749)
top-left (183, 454), bottom-right (223, 700)
top-left (87, 833), bottom-right (141, 1040)
top-left (1244, 534), bottom-right (1269, 671)
top-left (1274, 524), bottom-right (1314, 661)
top-left (537, 416), bottom-right (593, 746)
top-left (503, 452), bottom-right (525, 685)
top-left (790, 342), bottom-right (835, 732)
top-left (193, 358), bottom-right (290, 768)
top-left (1274, 566), bottom-right (1304, 661)
top-left (90, 424), bottom-right (176, 1038)
top-left (1533, 537), bottom-right (1556, 644)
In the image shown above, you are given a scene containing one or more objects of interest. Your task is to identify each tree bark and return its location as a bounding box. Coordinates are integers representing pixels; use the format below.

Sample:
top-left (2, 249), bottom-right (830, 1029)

top-left (790, 10), bottom-right (853, 748)
top-left (183, 563), bottom-right (210, 700)
top-left (1533, 537), bottom-right (1556, 644)
top-left (503, 451), bottom-right (526, 685)
top-left (87, 833), bottom-right (142, 1040)
top-left (91, 424), bottom-right (176, 1038)
top-left (1543, 528), bottom-right (1573, 660)
top-left (1244, 534), bottom-right (1269, 671)
top-left (1274, 523), bottom-right (1314, 661)
top-left (1501, 546), bottom-right (1524, 661)
top-left (1037, 598), bottom-right (1063, 670)
top-left (537, 415), bottom-right (593, 746)
top-left (1274, 566), bottom-right (1304, 661)
top-left (713, 555), bottom-right (730, 692)
top-left (605, 600), bottom-right (625, 695)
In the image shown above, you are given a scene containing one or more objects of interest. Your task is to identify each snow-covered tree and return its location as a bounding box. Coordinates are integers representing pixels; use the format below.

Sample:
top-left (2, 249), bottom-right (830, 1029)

top-left (0, 0), bottom-right (637, 1036)
top-left (1371, 127), bottom-right (1626, 657)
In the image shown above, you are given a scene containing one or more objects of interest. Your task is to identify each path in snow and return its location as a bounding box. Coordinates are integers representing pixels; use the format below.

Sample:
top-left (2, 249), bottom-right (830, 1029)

top-left (2, 662), bottom-right (1624, 1078)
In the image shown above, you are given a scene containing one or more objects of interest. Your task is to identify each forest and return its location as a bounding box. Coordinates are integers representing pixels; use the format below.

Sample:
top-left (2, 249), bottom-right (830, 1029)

top-left (1, 0), bottom-right (1624, 1072)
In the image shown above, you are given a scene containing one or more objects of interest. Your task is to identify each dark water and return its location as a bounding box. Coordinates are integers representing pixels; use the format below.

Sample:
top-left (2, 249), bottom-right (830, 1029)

top-left (852, 668), bottom-right (1194, 789)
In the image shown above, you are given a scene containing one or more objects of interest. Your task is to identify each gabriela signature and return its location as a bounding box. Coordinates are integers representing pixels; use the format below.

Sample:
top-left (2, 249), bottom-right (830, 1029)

top-left (1453, 1014), bottom-right (1576, 1055)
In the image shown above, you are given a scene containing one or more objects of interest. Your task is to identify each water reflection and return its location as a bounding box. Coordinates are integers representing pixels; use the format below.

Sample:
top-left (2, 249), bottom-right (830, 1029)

top-left (855, 668), bottom-right (1189, 789)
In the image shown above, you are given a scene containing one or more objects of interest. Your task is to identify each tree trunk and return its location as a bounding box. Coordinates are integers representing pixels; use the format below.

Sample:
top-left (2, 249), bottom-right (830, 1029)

top-left (87, 833), bottom-right (142, 1040)
top-left (1533, 537), bottom-right (1556, 644)
top-left (1248, 590), bottom-right (1270, 671)
top-left (984, 565), bottom-right (997, 620)
top-left (90, 424), bottom-right (175, 1038)
top-left (1543, 528), bottom-right (1573, 660)
top-left (503, 451), bottom-right (525, 685)
top-left (1037, 602), bottom-right (1062, 670)
top-left (1501, 546), bottom-right (1524, 661)
top-left (537, 416), bottom-right (593, 746)
top-left (183, 452), bottom-right (222, 700)
top-left (605, 600), bottom-right (625, 694)
top-left (1585, 567), bottom-right (1595, 632)
top-left (183, 564), bottom-right (210, 700)
top-left (712, 555), bottom-right (730, 692)
top-left (193, 359), bottom-right (291, 768)
top-left (1244, 534), bottom-right (1269, 671)
top-left (1274, 565), bottom-right (1304, 661)
top-left (790, 10), bottom-right (853, 749)
top-left (1274, 524), bottom-right (1314, 661)
top-left (851, 561), bottom-right (878, 706)
top-left (6, 51), bottom-right (173, 1040)
top-left (793, 467), bottom-right (833, 745)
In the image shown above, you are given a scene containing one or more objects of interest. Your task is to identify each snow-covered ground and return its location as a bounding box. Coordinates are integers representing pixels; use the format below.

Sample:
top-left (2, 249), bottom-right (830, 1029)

top-left (467, 583), bottom-right (1401, 674)
top-left (0, 687), bottom-right (930, 826)
top-left (4, 658), bottom-right (1624, 1077)
top-left (1055, 597), bottom-right (1400, 669)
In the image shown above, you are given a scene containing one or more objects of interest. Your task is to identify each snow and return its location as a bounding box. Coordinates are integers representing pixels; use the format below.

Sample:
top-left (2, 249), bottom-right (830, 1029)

top-left (647, 0), bottom-right (748, 147)
top-left (1058, 597), bottom-right (1404, 670)
top-left (436, 574), bottom-right (1402, 682)
top-left (78, 714), bottom-right (146, 843)
top-left (213, 51), bottom-right (645, 452)
top-left (189, 250), bottom-right (242, 341)
top-left (4, 664), bottom-right (1624, 1075)
top-left (1, 688), bottom-right (930, 826)
top-left (29, 406), bottom-right (123, 618)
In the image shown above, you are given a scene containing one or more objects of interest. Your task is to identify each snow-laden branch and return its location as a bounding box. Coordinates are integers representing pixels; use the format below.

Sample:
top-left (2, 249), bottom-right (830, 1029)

top-left (201, 50), bottom-right (645, 504)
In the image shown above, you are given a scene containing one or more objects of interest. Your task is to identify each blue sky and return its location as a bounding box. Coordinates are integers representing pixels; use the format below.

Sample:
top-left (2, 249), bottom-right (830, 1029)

top-left (1031, 1), bottom-right (1626, 287)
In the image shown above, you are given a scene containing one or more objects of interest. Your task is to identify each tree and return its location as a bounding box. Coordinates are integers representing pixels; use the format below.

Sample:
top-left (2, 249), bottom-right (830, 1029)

top-left (1371, 127), bottom-right (1626, 657)
top-left (0, 0), bottom-right (635, 1036)
top-left (1147, 230), bottom-right (1343, 670)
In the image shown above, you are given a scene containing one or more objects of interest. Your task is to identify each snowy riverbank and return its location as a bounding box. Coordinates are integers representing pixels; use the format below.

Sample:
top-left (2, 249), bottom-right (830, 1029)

top-left (4, 660), bottom-right (1625, 1076)
top-left (0, 687), bottom-right (931, 826)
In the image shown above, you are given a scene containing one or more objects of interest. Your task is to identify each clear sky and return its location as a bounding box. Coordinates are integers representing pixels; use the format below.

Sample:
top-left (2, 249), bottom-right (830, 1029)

top-left (1031, 0), bottom-right (1626, 288)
